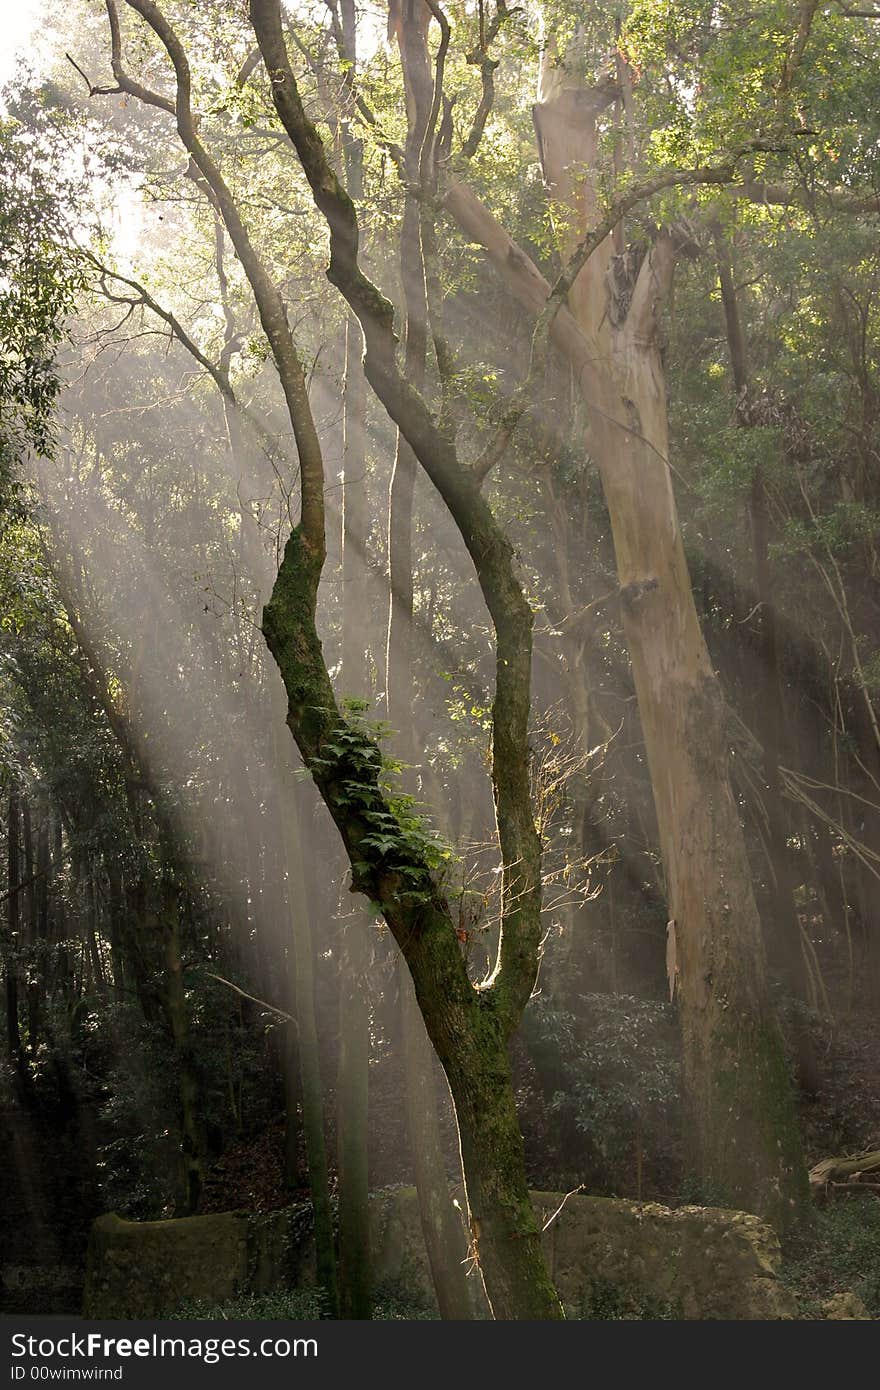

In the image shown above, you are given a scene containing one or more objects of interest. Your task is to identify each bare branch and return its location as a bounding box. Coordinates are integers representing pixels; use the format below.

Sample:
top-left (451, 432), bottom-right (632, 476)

top-left (65, 52), bottom-right (122, 98)
top-left (460, 2), bottom-right (519, 161)
top-left (103, 0), bottom-right (327, 556)
top-left (204, 971), bottom-right (297, 1026)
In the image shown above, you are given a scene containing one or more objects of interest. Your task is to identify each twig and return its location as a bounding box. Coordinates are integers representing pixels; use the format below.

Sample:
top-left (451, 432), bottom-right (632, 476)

top-left (542, 1184), bottom-right (585, 1232)
top-left (203, 970), bottom-right (297, 1027)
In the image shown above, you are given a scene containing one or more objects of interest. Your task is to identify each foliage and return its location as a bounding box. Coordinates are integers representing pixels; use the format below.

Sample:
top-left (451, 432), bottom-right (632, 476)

top-left (169, 1282), bottom-right (438, 1320)
top-left (782, 1199), bottom-right (880, 1319)
top-left (316, 701), bottom-right (455, 910)
top-left (0, 116), bottom-right (78, 474)
top-left (170, 1288), bottom-right (331, 1320)
top-left (526, 993), bottom-right (681, 1191)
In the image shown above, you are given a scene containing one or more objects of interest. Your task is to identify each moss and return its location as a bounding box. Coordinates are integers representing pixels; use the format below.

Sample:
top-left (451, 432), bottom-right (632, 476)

top-left (82, 1212), bottom-right (249, 1318)
top-left (261, 526), bottom-right (333, 751)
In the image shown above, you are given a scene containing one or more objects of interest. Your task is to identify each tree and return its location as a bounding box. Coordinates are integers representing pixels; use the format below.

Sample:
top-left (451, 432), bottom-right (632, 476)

top-left (526, 22), bottom-right (809, 1229)
top-left (94, 0), bottom-right (562, 1316)
top-left (0, 115), bottom-right (77, 471)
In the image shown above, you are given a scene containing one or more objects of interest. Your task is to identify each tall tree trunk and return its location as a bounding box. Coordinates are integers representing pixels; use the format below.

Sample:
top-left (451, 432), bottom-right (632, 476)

top-left (337, 310), bottom-right (373, 1320)
top-left (331, 1), bottom-right (374, 1320)
top-left (526, 57), bottom-right (809, 1227)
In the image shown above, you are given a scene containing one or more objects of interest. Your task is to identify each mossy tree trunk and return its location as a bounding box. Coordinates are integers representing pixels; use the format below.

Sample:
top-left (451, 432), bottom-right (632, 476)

top-left (247, 0), bottom-right (563, 1316)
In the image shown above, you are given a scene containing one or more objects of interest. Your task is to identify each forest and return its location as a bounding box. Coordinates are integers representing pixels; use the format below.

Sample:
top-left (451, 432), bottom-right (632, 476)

top-left (0, 0), bottom-right (879, 1325)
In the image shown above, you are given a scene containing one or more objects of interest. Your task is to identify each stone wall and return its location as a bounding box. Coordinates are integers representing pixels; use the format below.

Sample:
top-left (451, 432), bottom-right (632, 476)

top-left (82, 1190), bottom-right (799, 1319)
top-left (82, 1206), bottom-right (313, 1319)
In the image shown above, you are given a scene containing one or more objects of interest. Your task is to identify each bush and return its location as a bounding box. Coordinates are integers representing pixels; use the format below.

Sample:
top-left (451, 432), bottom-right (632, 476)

top-left (524, 993), bottom-right (681, 1194)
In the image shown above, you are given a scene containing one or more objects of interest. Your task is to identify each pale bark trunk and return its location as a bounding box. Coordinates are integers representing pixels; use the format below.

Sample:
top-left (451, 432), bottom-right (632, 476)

top-left (524, 56), bottom-right (809, 1227)
top-left (443, 134), bottom-right (808, 1226)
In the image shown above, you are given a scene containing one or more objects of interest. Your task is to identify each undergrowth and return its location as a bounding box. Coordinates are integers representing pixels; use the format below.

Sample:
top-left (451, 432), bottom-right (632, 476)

top-left (170, 1283), bottom-right (438, 1320)
top-left (781, 1199), bottom-right (880, 1317)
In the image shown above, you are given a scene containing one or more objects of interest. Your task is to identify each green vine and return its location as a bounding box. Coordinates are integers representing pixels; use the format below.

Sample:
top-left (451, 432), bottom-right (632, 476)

top-left (311, 699), bottom-right (455, 912)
